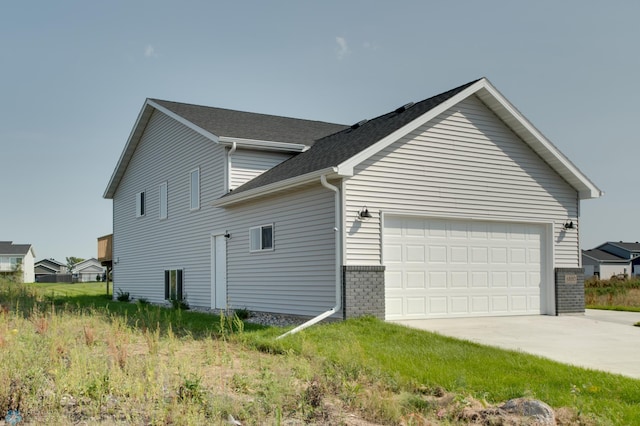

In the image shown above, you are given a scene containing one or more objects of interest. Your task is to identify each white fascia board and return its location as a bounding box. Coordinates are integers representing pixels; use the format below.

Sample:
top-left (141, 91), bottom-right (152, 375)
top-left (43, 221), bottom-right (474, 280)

top-left (212, 167), bottom-right (343, 207)
top-left (338, 80), bottom-right (486, 174)
top-left (476, 81), bottom-right (602, 200)
top-left (218, 136), bottom-right (307, 153)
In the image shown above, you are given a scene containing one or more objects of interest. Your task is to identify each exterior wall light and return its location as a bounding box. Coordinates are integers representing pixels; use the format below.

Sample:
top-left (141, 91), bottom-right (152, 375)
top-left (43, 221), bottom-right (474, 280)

top-left (563, 221), bottom-right (575, 230)
top-left (358, 207), bottom-right (373, 220)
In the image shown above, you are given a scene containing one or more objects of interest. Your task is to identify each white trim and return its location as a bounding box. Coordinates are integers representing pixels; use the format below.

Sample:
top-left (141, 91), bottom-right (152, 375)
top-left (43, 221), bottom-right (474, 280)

top-left (159, 181), bottom-right (168, 220)
top-left (218, 136), bottom-right (307, 153)
top-left (189, 168), bottom-right (200, 211)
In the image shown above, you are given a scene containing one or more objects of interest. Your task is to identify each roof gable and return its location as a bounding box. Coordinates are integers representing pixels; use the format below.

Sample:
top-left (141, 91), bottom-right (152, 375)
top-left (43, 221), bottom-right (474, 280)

top-left (214, 78), bottom-right (602, 207)
top-left (103, 99), bottom-right (346, 199)
top-left (599, 241), bottom-right (640, 253)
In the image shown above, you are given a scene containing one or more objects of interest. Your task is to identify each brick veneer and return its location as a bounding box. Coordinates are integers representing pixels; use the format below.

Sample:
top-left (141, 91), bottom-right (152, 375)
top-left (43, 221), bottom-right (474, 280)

top-left (555, 267), bottom-right (585, 314)
top-left (342, 265), bottom-right (385, 319)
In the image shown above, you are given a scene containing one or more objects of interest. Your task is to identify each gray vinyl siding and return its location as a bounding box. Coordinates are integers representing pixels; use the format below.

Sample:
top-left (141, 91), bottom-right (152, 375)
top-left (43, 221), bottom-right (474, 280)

top-left (344, 95), bottom-right (580, 267)
top-left (223, 184), bottom-right (337, 316)
top-left (230, 149), bottom-right (292, 190)
top-left (112, 109), bottom-right (226, 307)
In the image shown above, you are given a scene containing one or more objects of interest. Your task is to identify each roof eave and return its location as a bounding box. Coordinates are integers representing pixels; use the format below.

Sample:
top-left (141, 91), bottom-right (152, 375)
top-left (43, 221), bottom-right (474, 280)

top-left (212, 167), bottom-right (344, 208)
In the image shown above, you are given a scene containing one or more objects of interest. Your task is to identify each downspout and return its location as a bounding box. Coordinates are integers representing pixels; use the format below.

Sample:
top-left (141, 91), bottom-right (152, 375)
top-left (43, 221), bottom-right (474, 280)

top-left (277, 174), bottom-right (341, 339)
top-left (226, 142), bottom-right (237, 191)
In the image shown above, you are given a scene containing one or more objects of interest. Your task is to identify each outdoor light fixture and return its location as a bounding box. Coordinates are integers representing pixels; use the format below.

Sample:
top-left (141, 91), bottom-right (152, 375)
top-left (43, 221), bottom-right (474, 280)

top-left (358, 207), bottom-right (373, 220)
top-left (563, 221), bottom-right (575, 230)
top-left (224, 231), bottom-right (231, 239)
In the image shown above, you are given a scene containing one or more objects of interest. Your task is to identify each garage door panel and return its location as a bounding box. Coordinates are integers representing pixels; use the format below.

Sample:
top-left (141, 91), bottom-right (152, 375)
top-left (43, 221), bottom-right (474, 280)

top-left (385, 216), bottom-right (546, 319)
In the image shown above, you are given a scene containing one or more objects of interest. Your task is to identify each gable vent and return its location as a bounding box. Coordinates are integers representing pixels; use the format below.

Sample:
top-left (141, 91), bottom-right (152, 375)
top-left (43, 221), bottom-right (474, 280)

top-left (350, 119), bottom-right (369, 130)
top-left (394, 102), bottom-right (415, 114)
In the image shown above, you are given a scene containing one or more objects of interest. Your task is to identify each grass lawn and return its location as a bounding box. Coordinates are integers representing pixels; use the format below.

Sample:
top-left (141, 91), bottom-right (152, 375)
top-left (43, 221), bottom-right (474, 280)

top-left (30, 281), bottom-right (111, 297)
top-left (2, 279), bottom-right (639, 424)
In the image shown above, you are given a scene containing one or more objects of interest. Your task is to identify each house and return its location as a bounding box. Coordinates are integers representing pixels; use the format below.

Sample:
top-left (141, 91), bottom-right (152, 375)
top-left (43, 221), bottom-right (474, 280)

top-left (104, 78), bottom-right (601, 321)
top-left (34, 258), bottom-right (68, 281)
top-left (70, 258), bottom-right (105, 282)
top-left (0, 241), bottom-right (35, 283)
top-left (582, 242), bottom-right (640, 278)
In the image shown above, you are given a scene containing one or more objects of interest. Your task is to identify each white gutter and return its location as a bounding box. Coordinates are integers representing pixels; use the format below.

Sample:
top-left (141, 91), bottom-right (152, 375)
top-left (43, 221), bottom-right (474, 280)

top-left (277, 174), bottom-right (341, 339)
top-left (226, 142), bottom-right (237, 191)
top-left (218, 136), bottom-right (307, 153)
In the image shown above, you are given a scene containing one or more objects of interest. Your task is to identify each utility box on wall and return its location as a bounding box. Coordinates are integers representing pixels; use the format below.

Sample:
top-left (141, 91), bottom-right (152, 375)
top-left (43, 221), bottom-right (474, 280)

top-left (555, 267), bottom-right (585, 315)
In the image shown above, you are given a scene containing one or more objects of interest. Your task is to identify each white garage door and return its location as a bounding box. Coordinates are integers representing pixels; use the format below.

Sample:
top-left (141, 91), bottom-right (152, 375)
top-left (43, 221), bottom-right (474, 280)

top-left (384, 216), bottom-right (546, 320)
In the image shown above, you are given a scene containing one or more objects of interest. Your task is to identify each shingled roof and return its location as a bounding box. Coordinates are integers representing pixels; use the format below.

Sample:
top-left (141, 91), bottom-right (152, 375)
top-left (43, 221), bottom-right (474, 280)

top-left (582, 249), bottom-right (629, 263)
top-left (0, 241), bottom-right (33, 256)
top-left (226, 79), bottom-right (480, 196)
top-left (151, 99), bottom-right (348, 146)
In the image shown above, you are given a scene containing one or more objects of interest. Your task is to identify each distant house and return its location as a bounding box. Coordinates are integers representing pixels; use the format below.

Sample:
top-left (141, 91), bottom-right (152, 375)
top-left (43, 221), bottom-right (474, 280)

top-left (70, 258), bottom-right (105, 282)
top-left (34, 258), bottom-right (67, 281)
top-left (104, 78), bottom-right (601, 320)
top-left (582, 242), bottom-right (640, 278)
top-left (0, 241), bottom-right (35, 283)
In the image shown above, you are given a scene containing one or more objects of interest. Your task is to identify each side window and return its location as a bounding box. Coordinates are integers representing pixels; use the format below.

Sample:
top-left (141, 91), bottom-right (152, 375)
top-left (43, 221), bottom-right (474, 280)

top-left (159, 182), bottom-right (168, 219)
top-left (136, 191), bottom-right (146, 217)
top-left (190, 168), bottom-right (200, 211)
top-left (250, 224), bottom-right (274, 252)
top-left (164, 269), bottom-right (184, 300)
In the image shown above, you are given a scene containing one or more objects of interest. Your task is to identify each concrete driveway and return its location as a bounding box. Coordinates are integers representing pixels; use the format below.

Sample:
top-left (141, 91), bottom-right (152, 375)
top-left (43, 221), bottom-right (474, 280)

top-left (394, 310), bottom-right (640, 379)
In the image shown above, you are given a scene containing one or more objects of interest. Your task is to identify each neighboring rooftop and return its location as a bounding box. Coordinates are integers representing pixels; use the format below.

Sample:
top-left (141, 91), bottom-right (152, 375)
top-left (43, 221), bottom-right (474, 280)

top-left (601, 241), bottom-right (640, 252)
top-left (582, 249), bottom-right (629, 263)
top-left (0, 241), bottom-right (33, 256)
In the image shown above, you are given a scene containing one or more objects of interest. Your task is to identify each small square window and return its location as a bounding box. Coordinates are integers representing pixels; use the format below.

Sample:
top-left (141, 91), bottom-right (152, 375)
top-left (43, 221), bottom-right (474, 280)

top-left (136, 191), bottom-right (146, 217)
top-left (250, 224), bottom-right (274, 252)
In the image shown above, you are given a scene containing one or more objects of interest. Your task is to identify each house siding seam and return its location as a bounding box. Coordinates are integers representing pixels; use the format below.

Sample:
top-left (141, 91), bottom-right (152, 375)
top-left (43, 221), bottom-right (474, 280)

top-left (342, 265), bottom-right (385, 319)
top-left (554, 268), bottom-right (585, 314)
top-left (344, 95), bottom-right (579, 267)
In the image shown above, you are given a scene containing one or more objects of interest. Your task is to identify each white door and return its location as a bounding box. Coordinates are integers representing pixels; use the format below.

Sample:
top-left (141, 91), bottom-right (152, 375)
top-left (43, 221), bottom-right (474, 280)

top-left (384, 216), bottom-right (546, 320)
top-left (211, 234), bottom-right (227, 309)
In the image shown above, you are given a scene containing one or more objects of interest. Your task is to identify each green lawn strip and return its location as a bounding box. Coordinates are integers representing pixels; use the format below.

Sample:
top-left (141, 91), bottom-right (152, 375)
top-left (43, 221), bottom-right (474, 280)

top-left (30, 282), bottom-right (110, 297)
top-left (242, 317), bottom-right (640, 424)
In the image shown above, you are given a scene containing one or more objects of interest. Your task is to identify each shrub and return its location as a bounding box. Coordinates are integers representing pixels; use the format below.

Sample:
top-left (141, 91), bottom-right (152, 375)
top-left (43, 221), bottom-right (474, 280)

top-left (116, 289), bottom-right (130, 302)
top-left (235, 308), bottom-right (251, 320)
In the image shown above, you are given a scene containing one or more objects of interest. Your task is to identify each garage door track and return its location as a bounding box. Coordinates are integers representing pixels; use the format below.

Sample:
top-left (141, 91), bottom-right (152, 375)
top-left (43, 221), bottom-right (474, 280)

top-left (394, 310), bottom-right (640, 379)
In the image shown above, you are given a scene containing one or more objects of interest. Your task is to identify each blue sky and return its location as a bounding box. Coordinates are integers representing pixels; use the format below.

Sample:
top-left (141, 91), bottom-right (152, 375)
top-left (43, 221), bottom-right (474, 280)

top-left (1, 1), bottom-right (638, 262)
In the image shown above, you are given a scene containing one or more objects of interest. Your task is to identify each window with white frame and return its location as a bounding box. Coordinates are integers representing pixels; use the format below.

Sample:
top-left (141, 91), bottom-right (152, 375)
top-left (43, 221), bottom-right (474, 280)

top-left (190, 168), bottom-right (200, 210)
top-left (164, 269), bottom-right (183, 301)
top-left (250, 224), bottom-right (274, 252)
top-left (159, 181), bottom-right (168, 219)
top-left (136, 191), bottom-right (146, 217)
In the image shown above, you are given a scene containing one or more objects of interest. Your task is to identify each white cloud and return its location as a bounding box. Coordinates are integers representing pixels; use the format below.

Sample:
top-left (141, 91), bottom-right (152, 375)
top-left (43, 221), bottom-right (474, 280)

top-left (335, 36), bottom-right (349, 59)
top-left (144, 45), bottom-right (157, 58)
